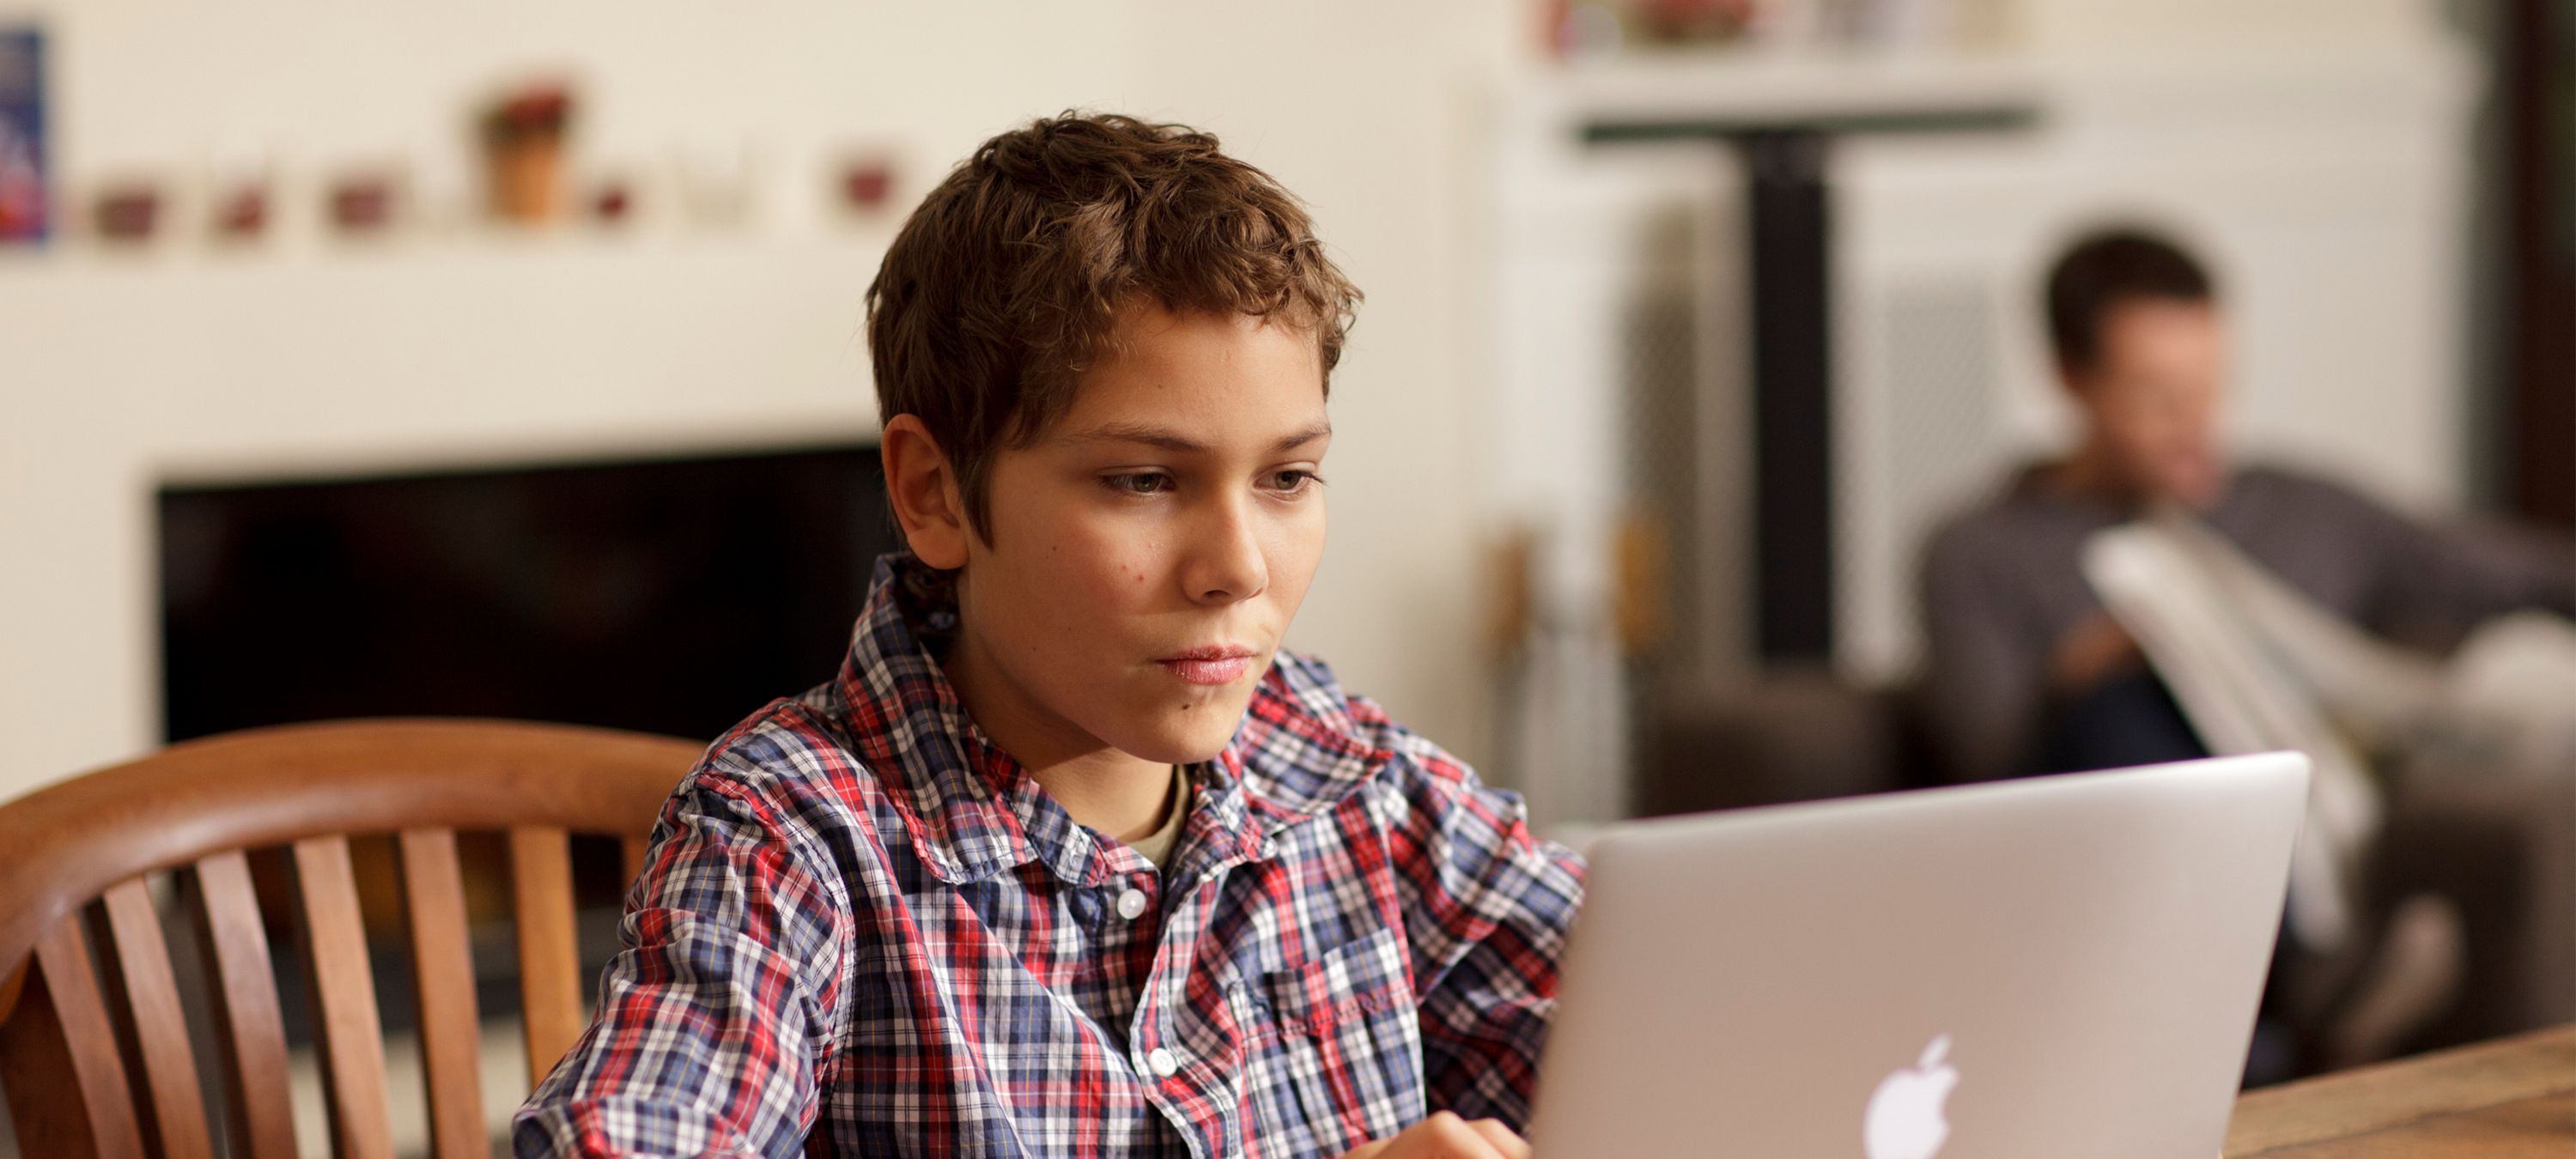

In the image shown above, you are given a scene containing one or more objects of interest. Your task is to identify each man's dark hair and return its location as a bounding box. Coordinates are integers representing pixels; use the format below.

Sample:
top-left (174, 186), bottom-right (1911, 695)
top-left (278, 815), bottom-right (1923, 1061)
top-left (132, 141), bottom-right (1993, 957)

top-left (2044, 228), bottom-right (2215, 374)
top-left (866, 112), bottom-right (1361, 540)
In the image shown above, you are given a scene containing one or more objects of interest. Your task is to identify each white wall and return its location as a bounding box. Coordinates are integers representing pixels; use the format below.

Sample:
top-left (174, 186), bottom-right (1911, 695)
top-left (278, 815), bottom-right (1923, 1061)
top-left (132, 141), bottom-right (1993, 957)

top-left (2020, 0), bottom-right (2444, 52)
top-left (0, 1), bottom-right (1527, 798)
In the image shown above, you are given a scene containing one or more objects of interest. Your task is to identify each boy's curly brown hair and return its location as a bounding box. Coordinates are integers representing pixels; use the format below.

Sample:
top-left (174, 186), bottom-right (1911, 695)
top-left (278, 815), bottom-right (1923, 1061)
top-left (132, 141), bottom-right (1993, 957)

top-left (866, 112), bottom-right (1363, 539)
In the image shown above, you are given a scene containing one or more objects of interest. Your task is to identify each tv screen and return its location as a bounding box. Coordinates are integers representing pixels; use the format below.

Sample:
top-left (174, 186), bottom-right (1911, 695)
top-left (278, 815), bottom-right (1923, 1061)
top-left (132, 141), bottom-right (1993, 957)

top-left (160, 444), bottom-right (892, 744)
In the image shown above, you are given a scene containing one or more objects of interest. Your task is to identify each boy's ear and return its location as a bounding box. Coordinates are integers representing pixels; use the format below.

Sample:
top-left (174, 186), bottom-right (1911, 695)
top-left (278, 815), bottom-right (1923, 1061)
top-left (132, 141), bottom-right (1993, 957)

top-left (881, 415), bottom-right (971, 569)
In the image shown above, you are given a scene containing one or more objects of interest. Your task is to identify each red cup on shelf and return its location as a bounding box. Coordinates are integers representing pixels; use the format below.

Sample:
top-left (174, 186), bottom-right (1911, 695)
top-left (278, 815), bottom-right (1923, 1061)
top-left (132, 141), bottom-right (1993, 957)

top-left (839, 156), bottom-right (895, 212)
top-left (212, 184), bottom-right (268, 240)
top-left (329, 173), bottom-right (398, 234)
top-left (592, 178), bottom-right (632, 224)
top-left (94, 184), bottom-right (160, 242)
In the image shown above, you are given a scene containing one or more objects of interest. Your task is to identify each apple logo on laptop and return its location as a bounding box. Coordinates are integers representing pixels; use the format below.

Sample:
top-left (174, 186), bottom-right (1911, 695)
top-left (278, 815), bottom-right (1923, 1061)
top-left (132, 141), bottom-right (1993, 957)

top-left (1864, 1034), bottom-right (1959, 1159)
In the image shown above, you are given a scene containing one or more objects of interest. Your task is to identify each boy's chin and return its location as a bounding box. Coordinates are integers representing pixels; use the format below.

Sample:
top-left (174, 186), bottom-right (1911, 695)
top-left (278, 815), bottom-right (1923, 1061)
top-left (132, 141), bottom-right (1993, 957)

top-left (1113, 705), bottom-right (1251, 768)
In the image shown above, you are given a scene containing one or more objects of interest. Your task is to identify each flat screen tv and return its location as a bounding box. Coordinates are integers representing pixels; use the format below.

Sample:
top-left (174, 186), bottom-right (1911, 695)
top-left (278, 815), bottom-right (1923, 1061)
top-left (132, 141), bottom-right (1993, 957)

top-left (160, 443), bottom-right (892, 744)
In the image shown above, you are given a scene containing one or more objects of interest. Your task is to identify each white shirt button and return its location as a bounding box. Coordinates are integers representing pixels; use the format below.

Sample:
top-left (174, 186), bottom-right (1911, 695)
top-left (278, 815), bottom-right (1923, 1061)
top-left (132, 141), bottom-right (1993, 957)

top-left (1115, 888), bottom-right (1149, 920)
top-left (1147, 1047), bottom-right (1180, 1077)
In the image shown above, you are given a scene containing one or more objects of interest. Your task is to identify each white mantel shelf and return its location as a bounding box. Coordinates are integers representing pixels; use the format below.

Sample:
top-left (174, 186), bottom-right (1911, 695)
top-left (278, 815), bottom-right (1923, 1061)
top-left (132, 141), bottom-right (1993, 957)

top-left (1529, 51), bottom-right (2048, 135)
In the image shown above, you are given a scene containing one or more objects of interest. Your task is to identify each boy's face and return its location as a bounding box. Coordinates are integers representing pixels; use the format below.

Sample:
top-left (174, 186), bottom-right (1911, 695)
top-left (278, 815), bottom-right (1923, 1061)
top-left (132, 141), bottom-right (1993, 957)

top-left (947, 304), bottom-right (1332, 768)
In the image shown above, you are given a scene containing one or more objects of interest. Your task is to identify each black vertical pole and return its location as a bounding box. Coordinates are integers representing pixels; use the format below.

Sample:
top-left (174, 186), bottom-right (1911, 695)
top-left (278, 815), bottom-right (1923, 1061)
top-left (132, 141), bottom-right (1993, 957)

top-left (1741, 130), bottom-right (1835, 661)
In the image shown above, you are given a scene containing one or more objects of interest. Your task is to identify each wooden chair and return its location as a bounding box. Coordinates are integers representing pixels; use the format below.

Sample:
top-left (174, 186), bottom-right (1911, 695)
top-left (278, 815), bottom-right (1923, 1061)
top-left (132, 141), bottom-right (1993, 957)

top-left (0, 719), bottom-right (704, 1159)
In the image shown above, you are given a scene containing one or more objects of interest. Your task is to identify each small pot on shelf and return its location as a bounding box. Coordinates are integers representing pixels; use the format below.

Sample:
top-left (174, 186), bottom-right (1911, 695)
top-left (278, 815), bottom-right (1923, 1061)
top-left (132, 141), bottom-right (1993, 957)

top-left (480, 82), bottom-right (574, 226)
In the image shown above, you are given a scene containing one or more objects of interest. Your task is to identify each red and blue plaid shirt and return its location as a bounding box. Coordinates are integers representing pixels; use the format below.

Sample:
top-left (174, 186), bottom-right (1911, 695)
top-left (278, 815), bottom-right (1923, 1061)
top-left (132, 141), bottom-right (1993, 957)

top-left (513, 554), bottom-right (1587, 1157)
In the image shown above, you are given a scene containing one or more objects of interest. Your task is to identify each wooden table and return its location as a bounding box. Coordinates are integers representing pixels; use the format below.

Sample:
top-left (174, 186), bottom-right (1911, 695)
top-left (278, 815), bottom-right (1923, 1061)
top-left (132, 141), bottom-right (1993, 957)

top-left (2225, 1023), bottom-right (2574, 1156)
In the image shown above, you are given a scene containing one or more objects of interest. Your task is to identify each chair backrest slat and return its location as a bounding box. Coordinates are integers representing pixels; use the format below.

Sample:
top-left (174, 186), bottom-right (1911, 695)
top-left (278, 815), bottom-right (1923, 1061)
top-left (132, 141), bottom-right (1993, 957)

top-left (395, 828), bottom-right (489, 1159)
top-left (511, 825), bottom-right (585, 1087)
top-left (187, 851), bottom-right (298, 1159)
top-left (98, 879), bottom-right (216, 1159)
top-left (3, 917), bottom-right (147, 1159)
top-left (292, 835), bottom-right (396, 1159)
top-left (622, 835), bottom-right (652, 895)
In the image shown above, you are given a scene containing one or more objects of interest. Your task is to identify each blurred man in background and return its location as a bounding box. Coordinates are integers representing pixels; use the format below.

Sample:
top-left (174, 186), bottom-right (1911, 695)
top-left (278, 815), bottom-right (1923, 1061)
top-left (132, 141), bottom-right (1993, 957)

top-left (1916, 228), bottom-right (2576, 1077)
top-left (1917, 228), bottom-right (2575, 786)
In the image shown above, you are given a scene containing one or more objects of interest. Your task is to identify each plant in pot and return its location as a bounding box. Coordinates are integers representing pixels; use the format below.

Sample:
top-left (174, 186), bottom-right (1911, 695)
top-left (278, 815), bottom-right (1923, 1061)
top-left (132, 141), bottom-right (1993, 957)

top-left (480, 82), bottom-right (574, 226)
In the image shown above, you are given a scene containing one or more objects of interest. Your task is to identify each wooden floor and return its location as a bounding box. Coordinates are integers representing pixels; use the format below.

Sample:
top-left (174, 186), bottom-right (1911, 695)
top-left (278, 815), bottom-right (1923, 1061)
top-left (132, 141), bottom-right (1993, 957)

top-left (2225, 1023), bottom-right (2576, 1156)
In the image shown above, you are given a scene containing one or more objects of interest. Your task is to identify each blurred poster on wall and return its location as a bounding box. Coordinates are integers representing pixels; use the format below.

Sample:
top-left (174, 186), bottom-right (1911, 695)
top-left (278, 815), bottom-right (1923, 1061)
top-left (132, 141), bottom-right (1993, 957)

top-left (0, 27), bottom-right (46, 244)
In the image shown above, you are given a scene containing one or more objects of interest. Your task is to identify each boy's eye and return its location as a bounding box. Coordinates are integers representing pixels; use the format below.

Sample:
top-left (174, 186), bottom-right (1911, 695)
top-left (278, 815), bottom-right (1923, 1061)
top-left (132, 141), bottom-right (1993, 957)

top-left (1267, 470), bottom-right (1321, 495)
top-left (1103, 472), bottom-right (1173, 495)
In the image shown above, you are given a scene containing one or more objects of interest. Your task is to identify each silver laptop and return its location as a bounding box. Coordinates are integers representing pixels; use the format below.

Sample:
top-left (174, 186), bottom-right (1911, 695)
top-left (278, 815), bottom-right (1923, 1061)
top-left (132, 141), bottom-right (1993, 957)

top-left (1528, 752), bottom-right (2308, 1158)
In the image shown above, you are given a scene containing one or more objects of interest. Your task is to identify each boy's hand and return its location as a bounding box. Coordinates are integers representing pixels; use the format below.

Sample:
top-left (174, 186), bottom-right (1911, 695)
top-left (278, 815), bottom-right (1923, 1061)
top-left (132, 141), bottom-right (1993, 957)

top-left (1340, 1111), bottom-right (1532, 1159)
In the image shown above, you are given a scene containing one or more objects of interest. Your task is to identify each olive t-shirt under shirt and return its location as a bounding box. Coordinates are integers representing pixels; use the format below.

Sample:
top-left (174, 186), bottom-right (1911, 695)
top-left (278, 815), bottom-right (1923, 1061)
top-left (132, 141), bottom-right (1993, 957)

top-left (1128, 763), bottom-right (1191, 869)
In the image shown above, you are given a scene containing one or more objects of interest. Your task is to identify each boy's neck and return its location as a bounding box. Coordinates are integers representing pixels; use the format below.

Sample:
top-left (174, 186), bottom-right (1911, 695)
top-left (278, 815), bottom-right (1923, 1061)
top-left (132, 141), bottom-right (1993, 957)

top-left (1037, 756), bottom-right (1187, 846)
top-left (940, 629), bottom-right (1180, 844)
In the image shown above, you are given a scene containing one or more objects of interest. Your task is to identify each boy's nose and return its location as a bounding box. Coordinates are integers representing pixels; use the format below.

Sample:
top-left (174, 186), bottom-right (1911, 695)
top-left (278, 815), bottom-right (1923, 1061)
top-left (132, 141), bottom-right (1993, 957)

top-left (1182, 496), bottom-right (1268, 605)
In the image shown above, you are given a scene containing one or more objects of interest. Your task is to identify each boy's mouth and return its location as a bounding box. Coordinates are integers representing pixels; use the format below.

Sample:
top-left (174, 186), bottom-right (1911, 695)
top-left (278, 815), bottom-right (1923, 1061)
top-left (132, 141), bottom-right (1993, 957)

top-left (1155, 645), bottom-right (1256, 686)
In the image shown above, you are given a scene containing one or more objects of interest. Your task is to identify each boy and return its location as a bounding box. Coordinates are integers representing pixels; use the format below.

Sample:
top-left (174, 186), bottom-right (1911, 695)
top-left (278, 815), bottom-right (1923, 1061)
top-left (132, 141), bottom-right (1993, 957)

top-left (514, 113), bottom-right (1586, 1158)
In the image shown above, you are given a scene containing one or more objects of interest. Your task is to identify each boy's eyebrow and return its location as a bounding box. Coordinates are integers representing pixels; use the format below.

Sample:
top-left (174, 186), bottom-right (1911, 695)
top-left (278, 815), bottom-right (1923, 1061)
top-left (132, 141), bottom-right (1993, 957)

top-left (1063, 420), bottom-right (1334, 453)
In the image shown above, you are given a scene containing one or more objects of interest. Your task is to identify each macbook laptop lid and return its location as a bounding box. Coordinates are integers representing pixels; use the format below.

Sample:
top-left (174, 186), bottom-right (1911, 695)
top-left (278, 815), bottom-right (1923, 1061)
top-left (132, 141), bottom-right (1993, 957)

top-left (1528, 752), bottom-right (2308, 1158)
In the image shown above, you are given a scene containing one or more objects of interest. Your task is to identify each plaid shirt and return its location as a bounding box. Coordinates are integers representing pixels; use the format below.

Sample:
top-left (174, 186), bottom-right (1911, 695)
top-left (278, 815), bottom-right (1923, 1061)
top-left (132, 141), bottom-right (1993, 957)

top-left (514, 555), bottom-right (1587, 1157)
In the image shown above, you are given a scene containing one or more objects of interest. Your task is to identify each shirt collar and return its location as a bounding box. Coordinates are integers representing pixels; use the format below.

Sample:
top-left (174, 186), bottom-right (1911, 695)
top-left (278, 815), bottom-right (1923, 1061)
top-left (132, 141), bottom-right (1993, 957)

top-left (831, 553), bottom-right (1386, 889)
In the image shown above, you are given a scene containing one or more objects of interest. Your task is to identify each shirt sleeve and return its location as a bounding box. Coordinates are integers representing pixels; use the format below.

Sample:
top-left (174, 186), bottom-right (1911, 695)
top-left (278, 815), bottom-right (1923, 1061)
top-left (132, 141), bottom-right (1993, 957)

top-left (1365, 713), bottom-right (1587, 1130)
top-left (2360, 502), bottom-right (2576, 647)
top-left (512, 767), bottom-right (848, 1158)
top-left (1917, 519), bottom-right (2047, 782)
